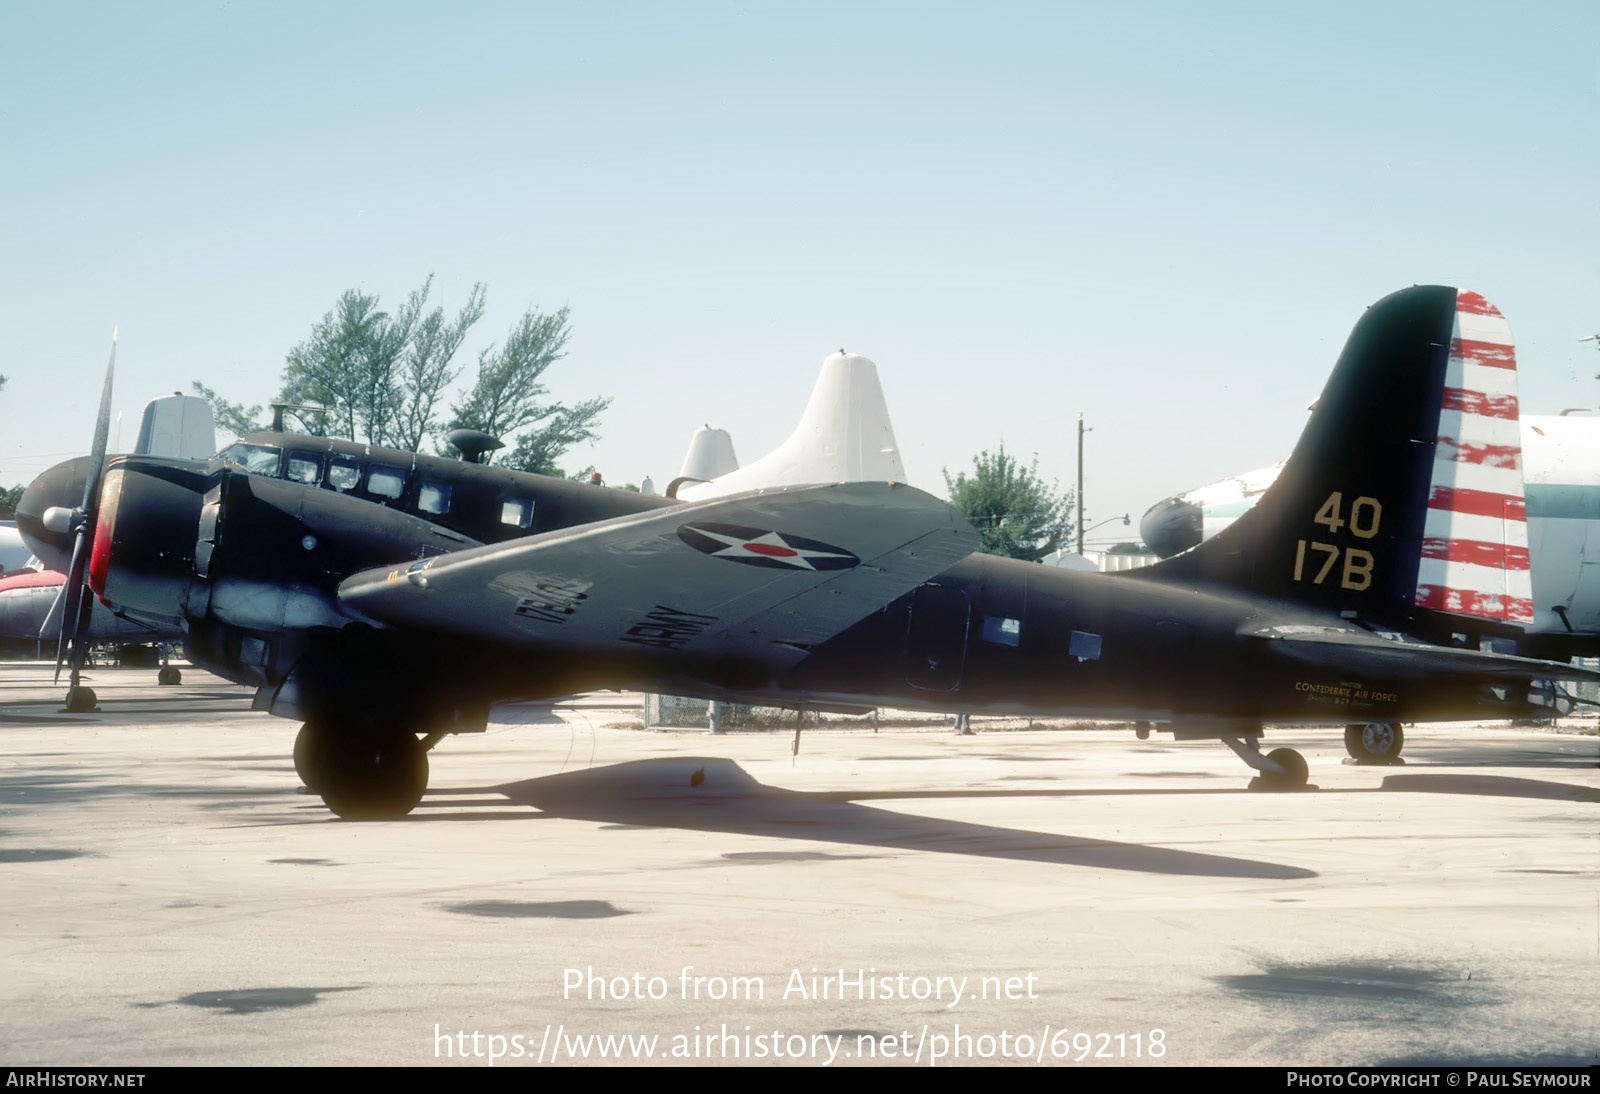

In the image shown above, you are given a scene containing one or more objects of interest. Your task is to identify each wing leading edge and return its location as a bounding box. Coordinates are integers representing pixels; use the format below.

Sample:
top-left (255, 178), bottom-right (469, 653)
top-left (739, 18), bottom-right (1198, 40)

top-left (338, 481), bottom-right (978, 678)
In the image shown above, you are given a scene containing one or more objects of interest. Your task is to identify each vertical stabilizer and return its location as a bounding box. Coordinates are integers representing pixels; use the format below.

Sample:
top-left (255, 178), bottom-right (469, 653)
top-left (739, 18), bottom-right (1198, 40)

top-left (1141, 286), bottom-right (1531, 635)
top-left (679, 352), bottom-right (905, 501)
top-left (135, 394), bottom-right (217, 460)
top-left (677, 426), bottom-right (740, 483)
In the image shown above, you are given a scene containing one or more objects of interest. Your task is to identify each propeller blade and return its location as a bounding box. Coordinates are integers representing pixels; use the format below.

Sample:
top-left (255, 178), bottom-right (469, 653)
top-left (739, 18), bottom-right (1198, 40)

top-left (55, 330), bottom-right (117, 688)
top-left (53, 530), bottom-right (88, 684)
top-left (38, 577), bottom-right (66, 640)
top-left (81, 329), bottom-right (116, 513)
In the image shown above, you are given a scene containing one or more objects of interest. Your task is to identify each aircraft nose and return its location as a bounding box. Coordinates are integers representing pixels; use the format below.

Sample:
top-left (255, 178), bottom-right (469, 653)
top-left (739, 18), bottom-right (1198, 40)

top-left (15, 457), bottom-right (90, 572)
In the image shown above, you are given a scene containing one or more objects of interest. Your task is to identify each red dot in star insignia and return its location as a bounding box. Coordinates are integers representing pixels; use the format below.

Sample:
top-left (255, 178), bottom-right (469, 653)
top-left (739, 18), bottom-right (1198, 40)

top-left (743, 543), bottom-right (798, 557)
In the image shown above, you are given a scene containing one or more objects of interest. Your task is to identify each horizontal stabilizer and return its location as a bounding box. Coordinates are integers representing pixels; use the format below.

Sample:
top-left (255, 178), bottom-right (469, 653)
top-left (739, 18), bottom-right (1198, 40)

top-left (1253, 625), bottom-right (1600, 685)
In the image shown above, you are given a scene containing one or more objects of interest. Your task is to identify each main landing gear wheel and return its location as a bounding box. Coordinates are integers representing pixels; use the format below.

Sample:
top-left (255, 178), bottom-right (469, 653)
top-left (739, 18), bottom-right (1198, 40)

top-left (63, 686), bottom-right (97, 713)
top-left (317, 732), bottom-right (429, 821)
top-left (293, 721), bottom-right (330, 792)
top-left (1344, 722), bottom-right (1404, 764)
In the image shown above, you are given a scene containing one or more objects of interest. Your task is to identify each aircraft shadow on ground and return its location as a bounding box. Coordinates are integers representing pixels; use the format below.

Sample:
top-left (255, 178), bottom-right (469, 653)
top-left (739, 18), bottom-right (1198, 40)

top-left (417, 756), bottom-right (1319, 880)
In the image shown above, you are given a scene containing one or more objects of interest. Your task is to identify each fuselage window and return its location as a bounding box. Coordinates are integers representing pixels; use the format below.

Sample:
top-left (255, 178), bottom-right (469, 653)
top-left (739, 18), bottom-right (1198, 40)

top-left (286, 453), bottom-right (321, 485)
top-left (214, 443), bottom-right (281, 477)
top-left (367, 466), bottom-right (406, 500)
top-left (417, 481), bottom-right (451, 515)
top-left (981, 616), bottom-right (1022, 647)
top-left (500, 498), bottom-right (533, 528)
top-left (328, 458), bottom-right (361, 492)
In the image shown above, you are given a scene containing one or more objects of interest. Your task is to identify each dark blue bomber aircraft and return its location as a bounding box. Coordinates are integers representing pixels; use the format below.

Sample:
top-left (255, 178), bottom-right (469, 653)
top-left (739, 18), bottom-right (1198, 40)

top-left (18, 286), bottom-right (1598, 819)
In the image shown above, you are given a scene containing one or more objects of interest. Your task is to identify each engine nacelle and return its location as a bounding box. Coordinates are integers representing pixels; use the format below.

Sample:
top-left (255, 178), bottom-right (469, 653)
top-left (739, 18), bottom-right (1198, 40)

top-left (89, 460), bottom-right (482, 683)
top-left (89, 458), bottom-right (211, 622)
top-left (1139, 493), bottom-right (1203, 559)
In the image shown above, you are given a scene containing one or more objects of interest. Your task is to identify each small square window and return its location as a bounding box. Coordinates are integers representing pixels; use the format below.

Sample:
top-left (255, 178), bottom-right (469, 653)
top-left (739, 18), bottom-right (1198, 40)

top-left (417, 482), bottom-right (451, 515)
top-left (500, 498), bottom-right (533, 528)
top-left (286, 454), bottom-right (320, 485)
top-left (1069, 631), bottom-right (1102, 661)
top-left (367, 467), bottom-right (405, 499)
top-left (328, 460), bottom-right (360, 491)
top-left (981, 615), bottom-right (1021, 647)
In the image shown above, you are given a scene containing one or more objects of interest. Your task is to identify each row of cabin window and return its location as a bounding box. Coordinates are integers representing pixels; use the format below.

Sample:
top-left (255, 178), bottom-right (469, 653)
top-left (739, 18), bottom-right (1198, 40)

top-left (218, 443), bottom-right (532, 528)
top-left (285, 451), bottom-right (534, 528)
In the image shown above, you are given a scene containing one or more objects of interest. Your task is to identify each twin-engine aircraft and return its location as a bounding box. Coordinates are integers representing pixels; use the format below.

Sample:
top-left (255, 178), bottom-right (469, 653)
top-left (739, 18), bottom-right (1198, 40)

top-left (18, 286), bottom-right (1599, 818)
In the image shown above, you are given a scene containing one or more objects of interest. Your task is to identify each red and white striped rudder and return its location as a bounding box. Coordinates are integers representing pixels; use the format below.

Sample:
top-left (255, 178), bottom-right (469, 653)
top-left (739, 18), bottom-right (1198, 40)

top-left (1413, 290), bottom-right (1533, 624)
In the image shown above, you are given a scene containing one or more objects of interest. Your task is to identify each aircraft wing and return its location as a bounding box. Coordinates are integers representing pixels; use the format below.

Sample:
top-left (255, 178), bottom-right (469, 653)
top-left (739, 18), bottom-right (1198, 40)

top-left (1253, 626), bottom-right (1600, 684)
top-left (339, 482), bottom-right (977, 677)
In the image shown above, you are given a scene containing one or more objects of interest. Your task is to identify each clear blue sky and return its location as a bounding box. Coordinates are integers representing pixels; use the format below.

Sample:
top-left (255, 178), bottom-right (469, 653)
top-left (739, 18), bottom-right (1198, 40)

top-left (2, 1), bottom-right (1595, 546)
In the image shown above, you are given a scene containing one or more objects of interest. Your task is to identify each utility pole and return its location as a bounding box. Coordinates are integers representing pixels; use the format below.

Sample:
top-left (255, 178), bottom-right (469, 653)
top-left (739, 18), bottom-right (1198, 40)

top-left (1076, 415), bottom-right (1090, 555)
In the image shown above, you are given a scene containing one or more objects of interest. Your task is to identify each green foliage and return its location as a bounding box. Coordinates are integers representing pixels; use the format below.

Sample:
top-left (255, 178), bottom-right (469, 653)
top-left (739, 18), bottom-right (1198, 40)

top-left (0, 483), bottom-right (22, 520)
top-left (944, 446), bottom-right (1074, 561)
top-left (446, 305), bottom-right (610, 475)
top-left (279, 282), bottom-right (429, 445)
top-left (393, 281), bottom-right (485, 451)
top-left (190, 382), bottom-right (265, 438)
top-left (1106, 541), bottom-right (1148, 555)
top-left (195, 278), bottom-right (605, 470)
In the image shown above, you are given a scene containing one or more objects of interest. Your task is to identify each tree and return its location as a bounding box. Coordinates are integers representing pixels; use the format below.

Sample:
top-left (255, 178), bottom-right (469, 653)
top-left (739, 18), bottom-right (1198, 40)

top-left (191, 278), bottom-right (605, 466)
top-left (190, 381), bottom-right (265, 438)
top-left (446, 305), bottom-right (610, 476)
top-left (392, 281), bottom-right (486, 452)
top-left (944, 446), bottom-right (1074, 561)
top-left (279, 283), bottom-right (426, 446)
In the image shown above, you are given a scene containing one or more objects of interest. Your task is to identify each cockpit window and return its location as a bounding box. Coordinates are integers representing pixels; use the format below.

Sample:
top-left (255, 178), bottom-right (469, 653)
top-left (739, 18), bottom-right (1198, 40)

top-left (328, 458), bottom-right (360, 491)
top-left (366, 466), bottom-right (406, 500)
top-left (286, 452), bottom-right (321, 485)
top-left (214, 443), bottom-right (281, 476)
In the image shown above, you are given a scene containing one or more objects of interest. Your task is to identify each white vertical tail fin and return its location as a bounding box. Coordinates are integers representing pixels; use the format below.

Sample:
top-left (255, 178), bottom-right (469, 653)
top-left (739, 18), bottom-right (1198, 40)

top-left (679, 352), bottom-right (905, 501)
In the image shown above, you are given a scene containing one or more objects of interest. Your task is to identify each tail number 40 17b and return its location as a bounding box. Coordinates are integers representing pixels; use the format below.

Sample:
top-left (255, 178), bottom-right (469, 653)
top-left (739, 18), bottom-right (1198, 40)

top-left (1293, 492), bottom-right (1382, 591)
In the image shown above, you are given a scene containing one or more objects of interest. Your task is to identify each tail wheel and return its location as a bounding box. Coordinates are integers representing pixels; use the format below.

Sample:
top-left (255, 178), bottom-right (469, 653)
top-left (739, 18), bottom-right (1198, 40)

top-left (1255, 747), bottom-right (1309, 791)
top-left (1344, 722), bottom-right (1404, 763)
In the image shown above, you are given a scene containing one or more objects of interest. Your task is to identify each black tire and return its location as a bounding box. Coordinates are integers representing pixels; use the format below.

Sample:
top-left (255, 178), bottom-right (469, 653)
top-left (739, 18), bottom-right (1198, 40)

top-left (293, 722), bottom-right (329, 791)
top-left (64, 686), bottom-right (97, 713)
top-left (1344, 722), bottom-right (1404, 763)
top-left (319, 733), bottom-right (429, 821)
top-left (157, 666), bottom-right (181, 686)
top-left (1257, 747), bottom-right (1309, 790)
